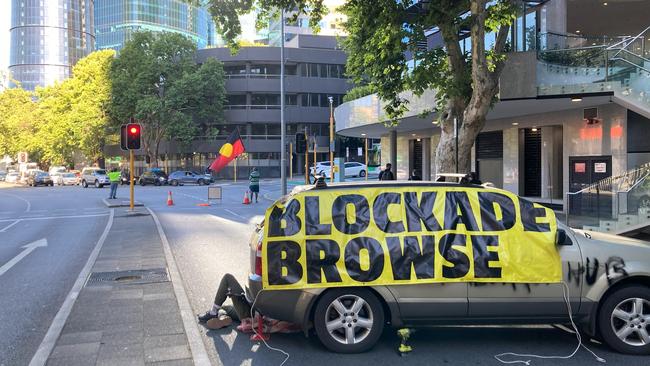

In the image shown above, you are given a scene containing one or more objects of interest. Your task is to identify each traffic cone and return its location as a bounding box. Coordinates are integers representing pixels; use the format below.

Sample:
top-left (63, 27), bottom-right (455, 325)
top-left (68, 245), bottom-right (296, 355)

top-left (167, 191), bottom-right (174, 206)
top-left (243, 190), bottom-right (251, 205)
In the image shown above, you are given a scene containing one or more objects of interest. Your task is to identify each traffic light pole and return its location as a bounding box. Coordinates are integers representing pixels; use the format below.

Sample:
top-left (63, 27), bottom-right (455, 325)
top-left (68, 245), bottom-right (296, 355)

top-left (129, 149), bottom-right (135, 211)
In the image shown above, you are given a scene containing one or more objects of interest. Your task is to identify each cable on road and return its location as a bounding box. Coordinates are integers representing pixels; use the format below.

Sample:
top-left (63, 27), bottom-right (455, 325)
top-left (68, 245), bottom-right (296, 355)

top-left (250, 290), bottom-right (291, 366)
top-left (494, 282), bottom-right (606, 365)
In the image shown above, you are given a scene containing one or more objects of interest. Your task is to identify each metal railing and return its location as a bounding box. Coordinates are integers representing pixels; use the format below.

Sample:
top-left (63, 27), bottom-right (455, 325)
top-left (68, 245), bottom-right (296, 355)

top-left (566, 163), bottom-right (650, 232)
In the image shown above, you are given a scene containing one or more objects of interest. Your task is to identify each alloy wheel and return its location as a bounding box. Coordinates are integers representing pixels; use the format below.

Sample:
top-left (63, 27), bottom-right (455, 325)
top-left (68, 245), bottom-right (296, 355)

top-left (610, 297), bottom-right (650, 347)
top-left (324, 294), bottom-right (374, 345)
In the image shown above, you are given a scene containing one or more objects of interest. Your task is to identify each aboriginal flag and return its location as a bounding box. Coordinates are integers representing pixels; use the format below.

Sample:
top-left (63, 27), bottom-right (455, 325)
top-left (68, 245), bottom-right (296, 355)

top-left (209, 128), bottom-right (246, 173)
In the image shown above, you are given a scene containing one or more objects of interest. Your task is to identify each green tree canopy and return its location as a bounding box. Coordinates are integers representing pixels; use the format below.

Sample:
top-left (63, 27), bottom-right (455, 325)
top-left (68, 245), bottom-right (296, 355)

top-left (109, 31), bottom-right (226, 165)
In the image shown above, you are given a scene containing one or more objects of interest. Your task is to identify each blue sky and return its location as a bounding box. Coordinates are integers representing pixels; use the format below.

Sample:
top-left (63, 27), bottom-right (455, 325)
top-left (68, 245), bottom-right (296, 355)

top-left (1, 0), bottom-right (9, 73)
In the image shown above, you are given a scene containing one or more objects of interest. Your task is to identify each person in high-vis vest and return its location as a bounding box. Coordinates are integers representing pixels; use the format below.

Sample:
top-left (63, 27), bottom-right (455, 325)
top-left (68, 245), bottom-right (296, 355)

top-left (108, 168), bottom-right (121, 199)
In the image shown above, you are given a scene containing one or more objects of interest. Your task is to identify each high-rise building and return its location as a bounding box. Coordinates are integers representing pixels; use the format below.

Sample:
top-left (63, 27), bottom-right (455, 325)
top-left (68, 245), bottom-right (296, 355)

top-left (9, 0), bottom-right (95, 91)
top-left (266, 0), bottom-right (347, 46)
top-left (94, 0), bottom-right (216, 51)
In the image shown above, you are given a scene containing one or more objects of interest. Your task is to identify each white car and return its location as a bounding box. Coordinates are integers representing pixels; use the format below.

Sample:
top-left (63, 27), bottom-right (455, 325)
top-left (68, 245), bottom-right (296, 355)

top-left (49, 166), bottom-right (66, 176)
top-left (57, 172), bottom-right (79, 186)
top-left (310, 161), bottom-right (367, 178)
top-left (5, 172), bottom-right (19, 183)
top-left (80, 167), bottom-right (110, 188)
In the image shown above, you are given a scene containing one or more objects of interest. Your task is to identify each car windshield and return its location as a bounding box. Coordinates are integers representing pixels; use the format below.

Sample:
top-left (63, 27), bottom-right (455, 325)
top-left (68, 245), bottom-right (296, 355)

top-left (95, 169), bottom-right (107, 175)
top-left (319, 162), bottom-right (331, 166)
top-left (36, 172), bottom-right (48, 177)
top-left (63, 173), bottom-right (75, 177)
top-left (153, 171), bottom-right (167, 177)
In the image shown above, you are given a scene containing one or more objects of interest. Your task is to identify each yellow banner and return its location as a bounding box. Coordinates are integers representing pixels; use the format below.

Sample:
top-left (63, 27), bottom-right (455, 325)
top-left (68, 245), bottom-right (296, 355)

top-left (261, 186), bottom-right (561, 290)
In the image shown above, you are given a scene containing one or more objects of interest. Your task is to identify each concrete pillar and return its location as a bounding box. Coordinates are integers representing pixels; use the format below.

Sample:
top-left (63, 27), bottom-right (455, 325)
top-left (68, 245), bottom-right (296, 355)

top-left (502, 127), bottom-right (519, 195)
top-left (422, 137), bottom-right (431, 180)
top-left (389, 130), bottom-right (397, 172)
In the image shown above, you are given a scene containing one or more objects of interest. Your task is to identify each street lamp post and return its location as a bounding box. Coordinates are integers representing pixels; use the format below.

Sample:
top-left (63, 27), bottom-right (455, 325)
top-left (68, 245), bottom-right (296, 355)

top-left (328, 96), bottom-right (334, 183)
top-left (280, 8), bottom-right (287, 196)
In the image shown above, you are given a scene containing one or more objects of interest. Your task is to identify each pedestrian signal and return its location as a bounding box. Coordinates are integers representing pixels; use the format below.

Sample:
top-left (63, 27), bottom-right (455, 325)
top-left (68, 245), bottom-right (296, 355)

top-left (295, 133), bottom-right (306, 154)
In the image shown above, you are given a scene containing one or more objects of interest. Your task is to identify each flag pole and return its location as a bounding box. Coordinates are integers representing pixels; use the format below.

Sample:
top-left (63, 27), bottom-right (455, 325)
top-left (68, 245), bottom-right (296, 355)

top-left (279, 7), bottom-right (287, 196)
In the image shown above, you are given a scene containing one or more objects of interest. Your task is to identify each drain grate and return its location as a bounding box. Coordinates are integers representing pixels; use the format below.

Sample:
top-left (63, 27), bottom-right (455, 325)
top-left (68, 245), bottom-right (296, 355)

top-left (86, 268), bottom-right (169, 286)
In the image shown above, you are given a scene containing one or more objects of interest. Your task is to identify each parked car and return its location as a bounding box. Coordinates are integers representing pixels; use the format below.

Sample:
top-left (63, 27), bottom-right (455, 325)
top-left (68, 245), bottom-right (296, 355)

top-left (56, 172), bottom-right (79, 186)
top-left (168, 171), bottom-right (213, 186)
top-left (0, 170), bottom-right (6, 181)
top-left (80, 167), bottom-right (110, 188)
top-left (27, 170), bottom-right (53, 187)
top-left (310, 161), bottom-right (367, 178)
top-left (247, 181), bottom-right (650, 355)
top-left (5, 172), bottom-right (20, 183)
top-left (139, 170), bottom-right (168, 186)
top-left (48, 166), bottom-right (66, 176)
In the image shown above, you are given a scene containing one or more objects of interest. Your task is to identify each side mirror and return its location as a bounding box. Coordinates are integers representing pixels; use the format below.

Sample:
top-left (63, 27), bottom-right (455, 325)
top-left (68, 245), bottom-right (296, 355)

top-left (556, 229), bottom-right (573, 246)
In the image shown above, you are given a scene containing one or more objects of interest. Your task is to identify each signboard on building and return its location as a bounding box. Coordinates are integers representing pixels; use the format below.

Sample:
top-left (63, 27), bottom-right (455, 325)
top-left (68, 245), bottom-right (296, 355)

top-left (574, 162), bottom-right (586, 173)
top-left (594, 162), bottom-right (607, 173)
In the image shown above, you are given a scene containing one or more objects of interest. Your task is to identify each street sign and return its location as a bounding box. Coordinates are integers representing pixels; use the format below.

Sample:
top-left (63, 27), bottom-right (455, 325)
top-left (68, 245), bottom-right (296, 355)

top-left (17, 152), bottom-right (28, 164)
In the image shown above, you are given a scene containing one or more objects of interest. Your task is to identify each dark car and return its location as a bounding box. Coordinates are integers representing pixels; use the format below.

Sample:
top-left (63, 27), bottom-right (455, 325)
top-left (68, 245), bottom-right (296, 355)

top-left (27, 171), bottom-right (53, 187)
top-left (168, 171), bottom-right (213, 186)
top-left (138, 170), bottom-right (168, 186)
top-left (119, 169), bottom-right (138, 185)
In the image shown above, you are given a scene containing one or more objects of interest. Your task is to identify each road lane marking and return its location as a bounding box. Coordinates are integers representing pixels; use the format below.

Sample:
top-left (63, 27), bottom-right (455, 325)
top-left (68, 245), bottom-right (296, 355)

top-left (0, 191), bottom-right (31, 212)
top-left (29, 209), bottom-right (114, 366)
top-left (0, 213), bottom-right (108, 222)
top-left (147, 207), bottom-right (212, 366)
top-left (224, 208), bottom-right (246, 219)
top-left (0, 239), bottom-right (48, 277)
top-left (0, 220), bottom-right (21, 232)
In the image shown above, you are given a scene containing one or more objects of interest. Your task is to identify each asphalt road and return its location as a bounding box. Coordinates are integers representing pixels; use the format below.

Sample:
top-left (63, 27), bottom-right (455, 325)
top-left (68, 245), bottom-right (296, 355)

top-left (0, 186), bottom-right (110, 366)
top-left (2, 180), bottom-right (650, 366)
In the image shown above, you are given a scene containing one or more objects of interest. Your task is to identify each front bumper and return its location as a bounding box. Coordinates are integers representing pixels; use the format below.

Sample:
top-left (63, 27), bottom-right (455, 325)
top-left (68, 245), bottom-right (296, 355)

top-left (246, 274), bottom-right (318, 329)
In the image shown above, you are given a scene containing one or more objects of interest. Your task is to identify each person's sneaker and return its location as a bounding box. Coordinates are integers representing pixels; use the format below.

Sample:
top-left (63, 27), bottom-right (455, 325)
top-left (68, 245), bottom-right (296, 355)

top-left (198, 311), bottom-right (218, 323)
top-left (206, 315), bottom-right (233, 330)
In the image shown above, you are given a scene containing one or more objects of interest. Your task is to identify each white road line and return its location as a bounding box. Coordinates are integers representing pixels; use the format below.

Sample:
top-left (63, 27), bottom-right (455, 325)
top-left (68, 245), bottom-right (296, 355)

top-left (224, 208), bottom-right (245, 219)
top-left (0, 192), bottom-right (31, 212)
top-left (0, 219), bottom-right (21, 232)
top-left (0, 213), bottom-right (108, 222)
top-left (0, 239), bottom-right (48, 277)
top-left (147, 208), bottom-right (212, 366)
top-left (176, 192), bottom-right (208, 202)
top-left (29, 209), bottom-right (114, 366)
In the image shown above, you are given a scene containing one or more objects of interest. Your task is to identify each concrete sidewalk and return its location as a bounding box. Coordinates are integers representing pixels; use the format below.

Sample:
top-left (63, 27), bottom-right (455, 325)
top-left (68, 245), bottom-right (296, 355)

top-left (44, 210), bottom-right (204, 366)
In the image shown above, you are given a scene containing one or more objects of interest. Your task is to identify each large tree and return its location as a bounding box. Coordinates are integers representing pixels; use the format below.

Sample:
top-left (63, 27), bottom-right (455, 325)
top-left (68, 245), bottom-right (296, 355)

top-left (199, 0), bottom-right (517, 174)
top-left (109, 32), bottom-right (226, 166)
top-left (0, 88), bottom-right (39, 160)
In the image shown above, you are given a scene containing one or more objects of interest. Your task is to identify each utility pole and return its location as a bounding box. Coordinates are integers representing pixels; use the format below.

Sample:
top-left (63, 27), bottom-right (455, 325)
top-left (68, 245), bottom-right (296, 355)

top-left (328, 96), bottom-right (334, 183)
top-left (280, 8), bottom-right (287, 196)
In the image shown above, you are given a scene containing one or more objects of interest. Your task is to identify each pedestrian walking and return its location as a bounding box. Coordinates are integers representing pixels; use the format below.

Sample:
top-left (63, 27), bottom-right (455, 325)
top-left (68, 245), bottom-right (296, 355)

top-left (108, 168), bottom-right (120, 199)
top-left (378, 163), bottom-right (395, 181)
top-left (249, 167), bottom-right (260, 203)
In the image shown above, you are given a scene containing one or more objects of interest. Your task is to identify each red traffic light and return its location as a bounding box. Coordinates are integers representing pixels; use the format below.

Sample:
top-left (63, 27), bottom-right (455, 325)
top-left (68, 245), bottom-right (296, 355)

top-left (130, 126), bottom-right (138, 134)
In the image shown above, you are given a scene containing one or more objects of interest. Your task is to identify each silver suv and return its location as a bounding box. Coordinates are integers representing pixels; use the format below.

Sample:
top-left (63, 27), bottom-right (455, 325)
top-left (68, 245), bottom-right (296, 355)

top-left (80, 167), bottom-right (110, 188)
top-left (248, 182), bottom-right (650, 355)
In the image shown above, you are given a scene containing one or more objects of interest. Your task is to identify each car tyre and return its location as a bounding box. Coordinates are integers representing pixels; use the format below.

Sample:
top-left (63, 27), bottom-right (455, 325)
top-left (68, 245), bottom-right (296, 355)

top-left (170, 179), bottom-right (178, 186)
top-left (359, 170), bottom-right (366, 177)
top-left (94, 180), bottom-right (101, 188)
top-left (82, 180), bottom-right (88, 188)
top-left (154, 179), bottom-right (161, 186)
top-left (197, 179), bottom-right (205, 186)
top-left (598, 285), bottom-right (650, 355)
top-left (140, 180), bottom-right (145, 186)
top-left (313, 288), bottom-right (384, 353)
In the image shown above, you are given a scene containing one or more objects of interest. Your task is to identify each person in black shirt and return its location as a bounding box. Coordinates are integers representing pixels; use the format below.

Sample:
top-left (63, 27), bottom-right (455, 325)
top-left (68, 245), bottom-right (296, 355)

top-left (378, 163), bottom-right (395, 180)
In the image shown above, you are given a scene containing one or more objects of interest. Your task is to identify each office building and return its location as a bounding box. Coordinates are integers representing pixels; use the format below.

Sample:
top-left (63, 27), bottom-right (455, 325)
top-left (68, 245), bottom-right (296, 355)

top-left (9, 0), bottom-right (95, 91)
top-left (94, 0), bottom-right (216, 51)
top-left (334, 0), bottom-right (650, 233)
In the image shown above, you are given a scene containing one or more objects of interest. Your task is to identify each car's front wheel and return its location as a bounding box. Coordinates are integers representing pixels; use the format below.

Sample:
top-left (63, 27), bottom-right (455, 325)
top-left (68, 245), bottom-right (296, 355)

top-left (94, 180), bottom-right (101, 188)
top-left (197, 179), bottom-right (205, 186)
top-left (599, 285), bottom-right (650, 355)
top-left (313, 288), bottom-right (384, 353)
top-left (359, 170), bottom-right (366, 177)
top-left (170, 179), bottom-right (178, 186)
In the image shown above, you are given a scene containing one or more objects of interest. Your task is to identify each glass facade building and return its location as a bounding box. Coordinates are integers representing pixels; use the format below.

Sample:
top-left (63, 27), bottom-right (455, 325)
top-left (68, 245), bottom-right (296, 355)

top-left (94, 0), bottom-right (216, 51)
top-left (9, 0), bottom-right (95, 91)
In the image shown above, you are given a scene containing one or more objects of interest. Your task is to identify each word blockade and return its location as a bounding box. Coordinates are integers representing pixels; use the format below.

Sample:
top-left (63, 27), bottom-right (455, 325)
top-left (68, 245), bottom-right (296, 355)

top-left (261, 186), bottom-right (561, 290)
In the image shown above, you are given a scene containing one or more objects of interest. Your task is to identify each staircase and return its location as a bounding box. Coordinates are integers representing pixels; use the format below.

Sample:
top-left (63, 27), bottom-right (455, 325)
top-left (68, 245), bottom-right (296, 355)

top-left (537, 26), bottom-right (650, 118)
top-left (566, 163), bottom-right (650, 234)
